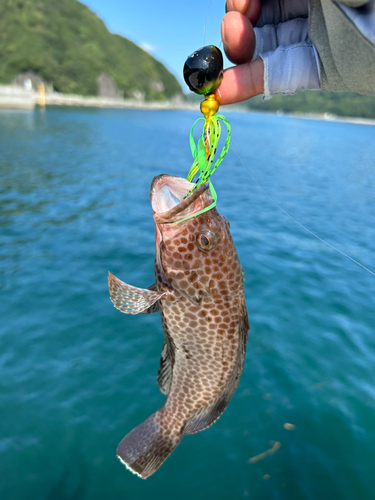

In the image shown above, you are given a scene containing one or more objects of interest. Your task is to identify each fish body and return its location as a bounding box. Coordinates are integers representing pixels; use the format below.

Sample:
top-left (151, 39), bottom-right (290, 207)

top-left (109, 174), bottom-right (249, 479)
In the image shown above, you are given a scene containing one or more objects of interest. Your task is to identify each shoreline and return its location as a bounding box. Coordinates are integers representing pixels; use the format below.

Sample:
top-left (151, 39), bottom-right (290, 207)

top-left (1, 86), bottom-right (374, 126)
top-left (0, 86), bottom-right (199, 112)
top-left (44, 92), bottom-right (197, 110)
top-left (287, 111), bottom-right (375, 127)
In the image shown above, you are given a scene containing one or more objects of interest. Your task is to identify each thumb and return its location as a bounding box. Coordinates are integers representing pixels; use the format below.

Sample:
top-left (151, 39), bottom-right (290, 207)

top-left (214, 59), bottom-right (264, 105)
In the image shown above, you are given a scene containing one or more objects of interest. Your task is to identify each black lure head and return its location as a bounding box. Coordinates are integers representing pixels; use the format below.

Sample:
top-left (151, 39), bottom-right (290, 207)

top-left (183, 45), bottom-right (224, 95)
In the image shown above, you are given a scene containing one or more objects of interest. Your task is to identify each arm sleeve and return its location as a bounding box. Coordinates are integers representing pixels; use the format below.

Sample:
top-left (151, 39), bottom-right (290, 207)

top-left (260, 42), bottom-right (321, 97)
top-left (252, 18), bottom-right (321, 97)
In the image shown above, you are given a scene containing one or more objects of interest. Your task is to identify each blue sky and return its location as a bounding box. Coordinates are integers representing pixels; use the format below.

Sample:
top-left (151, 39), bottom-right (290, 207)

top-left (81, 0), bottom-right (227, 89)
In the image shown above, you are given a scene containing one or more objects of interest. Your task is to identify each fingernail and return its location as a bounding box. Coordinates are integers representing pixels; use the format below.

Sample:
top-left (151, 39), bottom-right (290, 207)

top-left (220, 20), bottom-right (227, 46)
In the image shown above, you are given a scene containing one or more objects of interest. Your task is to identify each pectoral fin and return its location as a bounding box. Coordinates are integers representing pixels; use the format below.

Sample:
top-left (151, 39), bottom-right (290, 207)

top-left (108, 272), bottom-right (165, 315)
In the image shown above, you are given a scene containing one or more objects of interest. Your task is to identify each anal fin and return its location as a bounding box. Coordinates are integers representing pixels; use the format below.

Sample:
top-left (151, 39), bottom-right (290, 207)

top-left (183, 393), bottom-right (229, 435)
top-left (108, 272), bottom-right (165, 315)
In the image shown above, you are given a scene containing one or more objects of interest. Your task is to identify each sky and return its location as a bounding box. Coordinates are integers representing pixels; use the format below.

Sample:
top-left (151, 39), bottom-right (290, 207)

top-left (81, 0), bottom-right (227, 89)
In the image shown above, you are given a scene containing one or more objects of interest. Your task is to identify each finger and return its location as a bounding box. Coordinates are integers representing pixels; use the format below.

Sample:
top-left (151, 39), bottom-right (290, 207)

top-left (214, 59), bottom-right (264, 105)
top-left (226, 0), bottom-right (261, 25)
top-left (221, 11), bottom-right (256, 65)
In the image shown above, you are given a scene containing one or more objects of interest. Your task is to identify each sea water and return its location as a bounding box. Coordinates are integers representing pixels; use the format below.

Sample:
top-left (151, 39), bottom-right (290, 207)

top-left (0, 108), bottom-right (375, 500)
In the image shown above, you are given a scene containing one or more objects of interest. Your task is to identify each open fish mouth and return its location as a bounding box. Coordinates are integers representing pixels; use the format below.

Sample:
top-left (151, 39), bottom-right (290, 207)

top-left (151, 175), bottom-right (210, 224)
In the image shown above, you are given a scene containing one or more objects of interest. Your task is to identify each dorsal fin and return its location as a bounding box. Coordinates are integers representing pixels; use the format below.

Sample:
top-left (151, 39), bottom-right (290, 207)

top-left (183, 297), bottom-right (249, 435)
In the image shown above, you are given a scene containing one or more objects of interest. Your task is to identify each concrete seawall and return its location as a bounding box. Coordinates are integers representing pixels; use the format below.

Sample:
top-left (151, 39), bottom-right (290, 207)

top-left (0, 86), bottom-right (198, 111)
top-left (0, 86), bottom-right (36, 109)
top-left (45, 92), bottom-right (197, 110)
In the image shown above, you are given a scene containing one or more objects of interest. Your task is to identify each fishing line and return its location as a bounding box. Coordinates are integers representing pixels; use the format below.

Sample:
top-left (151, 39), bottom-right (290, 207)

top-left (203, 0), bottom-right (214, 46)
top-left (203, 0), bottom-right (223, 50)
top-left (232, 142), bottom-right (375, 278)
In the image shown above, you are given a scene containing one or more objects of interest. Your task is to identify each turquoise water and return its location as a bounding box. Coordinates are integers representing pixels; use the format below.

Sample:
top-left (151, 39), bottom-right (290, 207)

top-left (1, 108), bottom-right (375, 500)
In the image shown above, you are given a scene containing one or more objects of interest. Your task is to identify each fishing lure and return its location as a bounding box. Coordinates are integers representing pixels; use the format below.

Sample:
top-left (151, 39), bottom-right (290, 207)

top-left (181, 45), bottom-right (231, 218)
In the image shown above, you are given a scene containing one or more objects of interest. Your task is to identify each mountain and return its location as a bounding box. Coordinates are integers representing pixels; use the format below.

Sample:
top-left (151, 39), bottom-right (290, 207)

top-left (0, 0), bottom-right (182, 100)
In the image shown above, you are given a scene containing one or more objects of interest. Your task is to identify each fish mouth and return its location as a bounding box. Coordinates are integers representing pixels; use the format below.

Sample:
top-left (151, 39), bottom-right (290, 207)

top-left (151, 175), bottom-right (210, 224)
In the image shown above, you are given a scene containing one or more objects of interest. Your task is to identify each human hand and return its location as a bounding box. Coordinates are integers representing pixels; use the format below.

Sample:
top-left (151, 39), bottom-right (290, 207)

top-left (215, 0), bottom-right (321, 104)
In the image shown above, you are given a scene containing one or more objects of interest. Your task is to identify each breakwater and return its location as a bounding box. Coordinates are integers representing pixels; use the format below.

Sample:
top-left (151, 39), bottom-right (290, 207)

top-left (0, 85), bottom-right (197, 111)
top-left (0, 85), bottom-right (36, 109)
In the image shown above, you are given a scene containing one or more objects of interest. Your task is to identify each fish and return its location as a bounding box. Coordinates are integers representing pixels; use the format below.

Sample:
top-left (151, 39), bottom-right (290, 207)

top-left (108, 174), bottom-right (249, 479)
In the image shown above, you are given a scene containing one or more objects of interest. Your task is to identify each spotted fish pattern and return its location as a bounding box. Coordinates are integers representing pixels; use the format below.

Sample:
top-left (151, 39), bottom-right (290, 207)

top-left (108, 174), bottom-right (249, 479)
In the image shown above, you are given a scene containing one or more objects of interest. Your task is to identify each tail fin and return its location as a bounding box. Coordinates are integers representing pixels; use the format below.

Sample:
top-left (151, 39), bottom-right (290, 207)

top-left (117, 411), bottom-right (182, 479)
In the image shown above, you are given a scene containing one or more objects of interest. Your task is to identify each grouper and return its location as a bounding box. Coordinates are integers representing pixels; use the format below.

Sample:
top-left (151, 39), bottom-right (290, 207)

top-left (108, 174), bottom-right (249, 479)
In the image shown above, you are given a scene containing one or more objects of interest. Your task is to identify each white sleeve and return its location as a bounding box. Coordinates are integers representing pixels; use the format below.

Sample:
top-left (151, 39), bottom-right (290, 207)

top-left (252, 18), bottom-right (321, 97)
top-left (260, 42), bottom-right (321, 97)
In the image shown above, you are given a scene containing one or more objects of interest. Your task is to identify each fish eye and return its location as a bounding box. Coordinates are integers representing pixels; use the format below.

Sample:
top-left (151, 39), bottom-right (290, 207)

top-left (196, 231), bottom-right (217, 251)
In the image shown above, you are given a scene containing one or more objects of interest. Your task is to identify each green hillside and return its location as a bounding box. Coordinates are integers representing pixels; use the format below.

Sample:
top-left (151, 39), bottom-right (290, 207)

top-left (247, 90), bottom-right (375, 119)
top-left (0, 0), bottom-right (182, 100)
